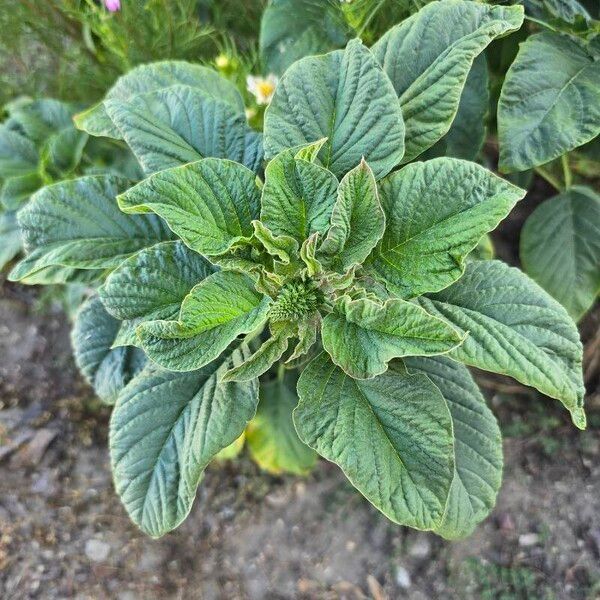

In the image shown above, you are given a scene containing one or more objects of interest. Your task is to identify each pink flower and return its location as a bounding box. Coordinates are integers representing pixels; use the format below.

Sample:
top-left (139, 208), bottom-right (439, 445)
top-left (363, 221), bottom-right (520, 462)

top-left (103, 0), bottom-right (121, 12)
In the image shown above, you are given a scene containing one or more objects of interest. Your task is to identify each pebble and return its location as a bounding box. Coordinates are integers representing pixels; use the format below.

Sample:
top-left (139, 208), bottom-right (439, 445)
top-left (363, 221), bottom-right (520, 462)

top-left (85, 539), bottom-right (110, 562)
top-left (408, 534), bottom-right (431, 559)
top-left (395, 565), bottom-right (411, 589)
top-left (519, 533), bottom-right (540, 547)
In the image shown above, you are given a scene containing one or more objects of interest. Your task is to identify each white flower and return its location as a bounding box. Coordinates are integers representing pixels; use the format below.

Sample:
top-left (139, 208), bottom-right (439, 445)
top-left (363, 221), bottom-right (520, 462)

top-left (246, 74), bottom-right (278, 105)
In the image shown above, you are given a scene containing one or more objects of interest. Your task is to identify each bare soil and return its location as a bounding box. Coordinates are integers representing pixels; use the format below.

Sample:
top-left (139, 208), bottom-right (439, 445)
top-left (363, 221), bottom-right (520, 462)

top-left (1, 282), bottom-right (599, 600)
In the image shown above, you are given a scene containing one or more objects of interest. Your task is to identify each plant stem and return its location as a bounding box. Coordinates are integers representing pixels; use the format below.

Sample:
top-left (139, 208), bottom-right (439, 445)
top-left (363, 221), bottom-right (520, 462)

top-left (561, 154), bottom-right (572, 189)
top-left (535, 165), bottom-right (563, 191)
top-left (277, 362), bottom-right (285, 381)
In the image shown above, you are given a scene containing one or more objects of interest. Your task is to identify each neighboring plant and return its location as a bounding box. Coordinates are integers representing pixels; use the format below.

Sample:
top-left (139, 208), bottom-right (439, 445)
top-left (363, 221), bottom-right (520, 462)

top-left (0, 96), bottom-right (139, 278)
top-left (0, 98), bottom-right (87, 272)
top-left (9, 0), bottom-right (588, 541)
top-left (495, 4), bottom-right (600, 322)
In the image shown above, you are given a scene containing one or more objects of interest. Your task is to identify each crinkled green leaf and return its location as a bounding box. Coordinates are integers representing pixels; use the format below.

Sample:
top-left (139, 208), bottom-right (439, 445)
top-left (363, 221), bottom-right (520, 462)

top-left (110, 343), bottom-right (258, 537)
top-left (321, 296), bottom-right (462, 379)
top-left (498, 31), bottom-right (600, 172)
top-left (72, 296), bottom-right (146, 405)
top-left (319, 160), bottom-right (384, 271)
top-left (295, 353), bottom-right (454, 529)
top-left (75, 61), bottom-right (245, 139)
top-left (405, 356), bottom-right (503, 540)
top-left (105, 85), bottom-right (262, 175)
top-left (100, 241), bottom-right (215, 347)
top-left (286, 314), bottom-right (320, 363)
top-left (520, 186), bottom-right (600, 321)
top-left (138, 271), bottom-right (271, 372)
top-left (247, 374), bottom-right (316, 475)
top-left (260, 147), bottom-right (338, 242)
top-left (9, 175), bottom-right (172, 282)
top-left (118, 158), bottom-right (261, 256)
top-left (252, 220), bottom-right (299, 264)
top-left (365, 158), bottom-right (524, 298)
top-left (260, 0), bottom-right (351, 75)
top-left (222, 324), bottom-right (295, 382)
top-left (264, 38), bottom-right (405, 180)
top-left (418, 260), bottom-right (586, 429)
top-left (0, 211), bottom-right (22, 270)
top-left (372, 0), bottom-right (523, 162)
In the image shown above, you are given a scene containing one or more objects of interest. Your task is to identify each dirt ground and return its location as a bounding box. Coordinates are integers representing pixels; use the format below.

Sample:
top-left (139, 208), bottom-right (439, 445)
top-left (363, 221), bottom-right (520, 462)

top-left (1, 276), bottom-right (600, 599)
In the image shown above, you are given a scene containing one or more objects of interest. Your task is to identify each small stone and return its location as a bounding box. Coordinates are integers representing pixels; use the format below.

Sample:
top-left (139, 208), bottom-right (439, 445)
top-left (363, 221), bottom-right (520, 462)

top-left (395, 565), bottom-right (411, 589)
top-left (85, 539), bottom-right (110, 562)
top-left (519, 533), bottom-right (540, 547)
top-left (10, 428), bottom-right (57, 468)
top-left (408, 534), bottom-right (431, 559)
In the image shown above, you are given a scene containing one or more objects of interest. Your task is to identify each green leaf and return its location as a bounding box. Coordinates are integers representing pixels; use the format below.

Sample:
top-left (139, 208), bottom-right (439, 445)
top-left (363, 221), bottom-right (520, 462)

top-left (520, 186), bottom-right (600, 321)
top-left (498, 31), bottom-right (600, 172)
top-left (41, 127), bottom-right (88, 176)
top-left (321, 296), bottom-right (463, 379)
top-left (99, 241), bottom-right (215, 344)
top-left (7, 98), bottom-right (79, 142)
top-left (418, 260), bottom-right (586, 429)
top-left (118, 158), bottom-right (261, 256)
top-left (247, 374), bottom-right (317, 475)
top-left (260, 0), bottom-right (351, 75)
top-left (286, 314), bottom-right (320, 363)
top-left (0, 211), bottom-right (22, 270)
top-left (424, 54), bottom-right (489, 162)
top-left (252, 220), bottom-right (299, 264)
top-left (1, 172), bottom-right (43, 211)
top-left (72, 296), bottom-right (146, 405)
top-left (468, 234), bottom-right (494, 262)
top-left (222, 324), bottom-right (295, 382)
top-left (260, 147), bottom-right (338, 242)
top-left (9, 175), bottom-right (172, 282)
top-left (75, 61), bottom-right (245, 139)
top-left (214, 433), bottom-right (246, 461)
top-left (104, 85), bottom-right (263, 175)
top-left (110, 344), bottom-right (258, 537)
top-left (319, 160), bottom-right (384, 271)
top-left (365, 158), bottom-right (525, 298)
top-left (300, 233), bottom-right (323, 276)
top-left (0, 125), bottom-right (38, 179)
top-left (138, 271), bottom-right (271, 372)
top-left (404, 356), bottom-right (503, 540)
top-left (372, 0), bottom-right (523, 162)
top-left (295, 353), bottom-right (454, 529)
top-left (264, 38), bottom-right (405, 180)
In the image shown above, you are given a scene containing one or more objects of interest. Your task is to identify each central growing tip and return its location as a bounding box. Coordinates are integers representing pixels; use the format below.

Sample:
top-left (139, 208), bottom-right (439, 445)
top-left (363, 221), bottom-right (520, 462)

top-left (268, 279), bottom-right (323, 322)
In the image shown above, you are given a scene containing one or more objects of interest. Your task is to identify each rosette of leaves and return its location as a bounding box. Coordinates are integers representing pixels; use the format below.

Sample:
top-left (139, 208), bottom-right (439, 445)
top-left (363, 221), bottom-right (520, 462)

top-left (11, 2), bottom-right (587, 541)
